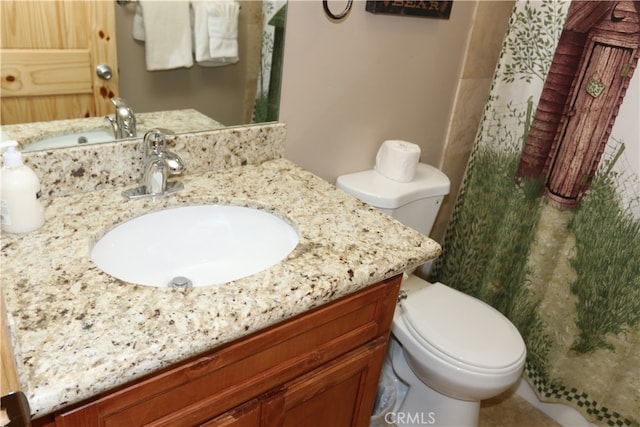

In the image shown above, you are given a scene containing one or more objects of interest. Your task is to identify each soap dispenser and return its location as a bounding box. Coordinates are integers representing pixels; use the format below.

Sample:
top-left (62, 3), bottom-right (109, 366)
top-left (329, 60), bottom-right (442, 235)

top-left (0, 141), bottom-right (45, 233)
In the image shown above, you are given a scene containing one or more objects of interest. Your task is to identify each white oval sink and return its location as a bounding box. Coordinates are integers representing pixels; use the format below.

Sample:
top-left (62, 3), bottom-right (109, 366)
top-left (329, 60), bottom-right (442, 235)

top-left (91, 205), bottom-right (299, 288)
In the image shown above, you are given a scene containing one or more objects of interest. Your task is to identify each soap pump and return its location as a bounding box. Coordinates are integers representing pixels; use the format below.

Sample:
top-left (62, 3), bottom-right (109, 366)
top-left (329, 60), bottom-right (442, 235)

top-left (0, 141), bottom-right (45, 233)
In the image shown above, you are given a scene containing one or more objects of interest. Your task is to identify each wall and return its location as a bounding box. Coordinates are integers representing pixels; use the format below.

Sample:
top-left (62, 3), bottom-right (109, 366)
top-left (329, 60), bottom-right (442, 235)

top-left (280, 0), bottom-right (514, 241)
top-left (434, 0), bottom-right (515, 241)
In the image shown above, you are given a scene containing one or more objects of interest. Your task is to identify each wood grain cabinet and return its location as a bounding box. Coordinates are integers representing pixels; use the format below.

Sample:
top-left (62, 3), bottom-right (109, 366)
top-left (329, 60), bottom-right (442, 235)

top-left (33, 275), bottom-right (401, 427)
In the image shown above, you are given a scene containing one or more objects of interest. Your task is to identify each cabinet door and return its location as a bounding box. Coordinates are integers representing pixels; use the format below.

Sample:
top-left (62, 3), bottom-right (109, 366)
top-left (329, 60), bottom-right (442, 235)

top-left (261, 337), bottom-right (387, 427)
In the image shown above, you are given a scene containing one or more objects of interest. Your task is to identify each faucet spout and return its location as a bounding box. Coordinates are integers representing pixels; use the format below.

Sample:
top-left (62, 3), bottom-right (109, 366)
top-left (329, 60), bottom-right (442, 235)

top-left (141, 158), bottom-right (169, 195)
top-left (104, 115), bottom-right (118, 139)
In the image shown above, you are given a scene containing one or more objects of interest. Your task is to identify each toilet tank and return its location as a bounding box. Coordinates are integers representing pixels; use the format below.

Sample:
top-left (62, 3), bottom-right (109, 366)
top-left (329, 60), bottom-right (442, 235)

top-left (336, 163), bottom-right (450, 236)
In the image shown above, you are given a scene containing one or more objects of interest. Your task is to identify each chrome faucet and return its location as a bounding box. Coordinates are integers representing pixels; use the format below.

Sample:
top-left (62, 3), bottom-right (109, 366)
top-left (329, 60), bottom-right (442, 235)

top-left (105, 97), bottom-right (137, 139)
top-left (122, 128), bottom-right (185, 199)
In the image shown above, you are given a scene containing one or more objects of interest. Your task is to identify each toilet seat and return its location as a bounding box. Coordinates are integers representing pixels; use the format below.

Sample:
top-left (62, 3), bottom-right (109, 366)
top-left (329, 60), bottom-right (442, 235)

top-left (400, 282), bottom-right (525, 371)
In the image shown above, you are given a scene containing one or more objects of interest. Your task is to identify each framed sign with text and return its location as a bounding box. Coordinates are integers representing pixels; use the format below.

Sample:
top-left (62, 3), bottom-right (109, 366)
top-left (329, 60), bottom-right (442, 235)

top-left (365, 1), bottom-right (453, 19)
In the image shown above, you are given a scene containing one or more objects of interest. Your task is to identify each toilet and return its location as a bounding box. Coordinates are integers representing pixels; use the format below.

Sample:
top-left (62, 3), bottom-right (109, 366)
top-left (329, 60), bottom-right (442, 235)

top-left (336, 163), bottom-right (526, 427)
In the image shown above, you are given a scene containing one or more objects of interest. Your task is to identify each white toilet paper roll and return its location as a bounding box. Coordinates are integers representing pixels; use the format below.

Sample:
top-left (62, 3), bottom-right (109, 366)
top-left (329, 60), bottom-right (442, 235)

top-left (375, 140), bottom-right (421, 182)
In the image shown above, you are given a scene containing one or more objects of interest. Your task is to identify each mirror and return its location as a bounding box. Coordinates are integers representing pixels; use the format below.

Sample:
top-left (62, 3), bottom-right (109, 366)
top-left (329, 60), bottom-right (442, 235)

top-left (0, 0), bottom-right (287, 151)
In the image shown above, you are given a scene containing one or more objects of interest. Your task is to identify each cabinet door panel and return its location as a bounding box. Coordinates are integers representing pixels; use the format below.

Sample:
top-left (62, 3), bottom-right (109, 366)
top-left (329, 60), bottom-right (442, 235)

top-left (264, 337), bottom-right (388, 427)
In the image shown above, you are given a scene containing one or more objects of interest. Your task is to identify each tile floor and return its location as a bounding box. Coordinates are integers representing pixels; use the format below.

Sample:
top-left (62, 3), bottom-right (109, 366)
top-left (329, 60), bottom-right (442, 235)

top-left (479, 390), bottom-right (560, 427)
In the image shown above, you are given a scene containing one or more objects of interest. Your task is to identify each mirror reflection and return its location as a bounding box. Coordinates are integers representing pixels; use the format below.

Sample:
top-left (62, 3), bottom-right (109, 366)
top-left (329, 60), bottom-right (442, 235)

top-left (0, 0), bottom-right (287, 151)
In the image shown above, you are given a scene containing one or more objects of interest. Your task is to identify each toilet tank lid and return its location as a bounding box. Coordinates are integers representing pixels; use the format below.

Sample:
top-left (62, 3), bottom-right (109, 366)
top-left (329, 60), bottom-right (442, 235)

top-left (336, 163), bottom-right (450, 209)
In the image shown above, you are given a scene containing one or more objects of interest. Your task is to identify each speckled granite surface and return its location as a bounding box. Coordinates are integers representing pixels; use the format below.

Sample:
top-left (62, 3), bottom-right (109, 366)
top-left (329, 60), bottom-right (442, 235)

top-left (2, 109), bottom-right (223, 152)
top-left (24, 123), bottom-right (286, 199)
top-left (1, 124), bottom-right (440, 417)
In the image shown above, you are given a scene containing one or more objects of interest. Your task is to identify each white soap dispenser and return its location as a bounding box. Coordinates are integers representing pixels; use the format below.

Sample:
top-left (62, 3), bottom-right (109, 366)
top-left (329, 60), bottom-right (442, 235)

top-left (0, 141), bottom-right (45, 233)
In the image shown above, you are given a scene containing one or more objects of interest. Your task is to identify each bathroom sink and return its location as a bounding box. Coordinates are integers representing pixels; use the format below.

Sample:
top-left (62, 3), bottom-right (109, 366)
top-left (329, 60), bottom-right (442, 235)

top-left (24, 129), bottom-right (142, 152)
top-left (91, 205), bottom-right (299, 288)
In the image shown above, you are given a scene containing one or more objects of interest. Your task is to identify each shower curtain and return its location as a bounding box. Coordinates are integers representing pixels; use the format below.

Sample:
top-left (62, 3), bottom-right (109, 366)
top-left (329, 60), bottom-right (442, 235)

top-left (433, 1), bottom-right (640, 425)
top-left (252, 0), bottom-right (287, 123)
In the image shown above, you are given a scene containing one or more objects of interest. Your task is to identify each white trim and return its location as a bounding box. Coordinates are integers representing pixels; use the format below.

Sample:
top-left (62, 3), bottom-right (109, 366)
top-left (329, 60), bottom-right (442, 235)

top-left (515, 378), bottom-right (596, 427)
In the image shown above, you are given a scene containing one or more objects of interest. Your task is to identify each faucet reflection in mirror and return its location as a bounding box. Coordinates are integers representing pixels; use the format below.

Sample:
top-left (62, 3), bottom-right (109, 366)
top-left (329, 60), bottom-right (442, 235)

top-left (105, 97), bottom-right (137, 139)
top-left (1, 109), bottom-right (224, 153)
top-left (122, 128), bottom-right (185, 199)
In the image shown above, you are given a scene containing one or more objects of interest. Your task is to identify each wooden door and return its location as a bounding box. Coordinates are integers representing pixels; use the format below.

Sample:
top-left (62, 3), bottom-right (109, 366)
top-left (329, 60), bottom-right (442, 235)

top-left (0, 0), bottom-right (119, 125)
top-left (545, 42), bottom-right (634, 203)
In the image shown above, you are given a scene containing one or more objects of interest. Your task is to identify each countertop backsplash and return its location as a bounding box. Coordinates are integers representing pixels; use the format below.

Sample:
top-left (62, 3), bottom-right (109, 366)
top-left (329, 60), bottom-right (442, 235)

top-left (20, 123), bottom-right (286, 199)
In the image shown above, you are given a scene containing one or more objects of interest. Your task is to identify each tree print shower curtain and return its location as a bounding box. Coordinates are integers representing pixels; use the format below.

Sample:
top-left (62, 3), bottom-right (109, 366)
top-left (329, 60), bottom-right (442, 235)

top-left (433, 1), bottom-right (640, 425)
top-left (253, 0), bottom-right (287, 122)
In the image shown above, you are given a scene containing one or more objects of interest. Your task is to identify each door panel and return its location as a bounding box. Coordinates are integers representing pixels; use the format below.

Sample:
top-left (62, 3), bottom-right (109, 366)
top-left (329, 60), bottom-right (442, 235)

top-left (1, 50), bottom-right (93, 96)
top-left (0, 0), bottom-right (119, 124)
top-left (262, 338), bottom-right (388, 427)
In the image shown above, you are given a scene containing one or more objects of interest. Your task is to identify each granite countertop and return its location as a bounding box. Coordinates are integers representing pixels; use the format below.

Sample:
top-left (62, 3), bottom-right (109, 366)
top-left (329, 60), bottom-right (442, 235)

top-left (1, 129), bottom-right (441, 417)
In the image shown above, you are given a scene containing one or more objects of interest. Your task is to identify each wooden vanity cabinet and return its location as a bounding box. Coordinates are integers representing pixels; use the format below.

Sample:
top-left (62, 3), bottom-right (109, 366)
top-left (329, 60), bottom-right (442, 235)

top-left (33, 275), bottom-right (401, 427)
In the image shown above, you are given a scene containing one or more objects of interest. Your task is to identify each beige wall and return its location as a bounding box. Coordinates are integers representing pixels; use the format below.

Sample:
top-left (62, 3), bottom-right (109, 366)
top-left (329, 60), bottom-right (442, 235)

top-left (280, 0), bottom-right (514, 241)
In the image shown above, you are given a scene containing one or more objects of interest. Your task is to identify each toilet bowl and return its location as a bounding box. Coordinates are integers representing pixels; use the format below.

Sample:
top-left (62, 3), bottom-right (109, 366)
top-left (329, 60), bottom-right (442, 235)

top-left (389, 274), bottom-right (526, 426)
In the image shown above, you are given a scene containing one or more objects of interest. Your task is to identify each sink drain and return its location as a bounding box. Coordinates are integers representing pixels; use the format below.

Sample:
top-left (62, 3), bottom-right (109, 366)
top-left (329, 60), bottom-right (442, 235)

top-left (168, 276), bottom-right (193, 289)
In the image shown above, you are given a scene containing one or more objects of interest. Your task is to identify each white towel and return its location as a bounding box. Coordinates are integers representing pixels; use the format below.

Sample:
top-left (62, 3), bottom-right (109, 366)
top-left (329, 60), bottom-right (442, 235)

top-left (133, 0), bottom-right (194, 71)
top-left (192, 0), bottom-right (239, 67)
top-left (132, 3), bottom-right (145, 41)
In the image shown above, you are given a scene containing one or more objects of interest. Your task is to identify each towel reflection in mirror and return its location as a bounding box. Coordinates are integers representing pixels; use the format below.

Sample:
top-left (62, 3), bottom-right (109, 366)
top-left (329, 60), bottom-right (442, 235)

top-left (132, 0), bottom-right (240, 70)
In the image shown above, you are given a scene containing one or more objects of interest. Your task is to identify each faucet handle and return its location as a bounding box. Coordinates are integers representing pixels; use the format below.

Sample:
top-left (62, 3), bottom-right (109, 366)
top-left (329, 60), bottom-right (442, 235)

top-left (110, 97), bottom-right (128, 109)
top-left (143, 128), bottom-right (175, 156)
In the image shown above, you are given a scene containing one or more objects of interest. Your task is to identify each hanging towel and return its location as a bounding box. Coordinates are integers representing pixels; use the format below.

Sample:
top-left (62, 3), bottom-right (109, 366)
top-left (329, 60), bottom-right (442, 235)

top-left (132, 3), bottom-right (145, 41)
top-left (192, 0), bottom-right (240, 67)
top-left (133, 0), bottom-right (194, 71)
